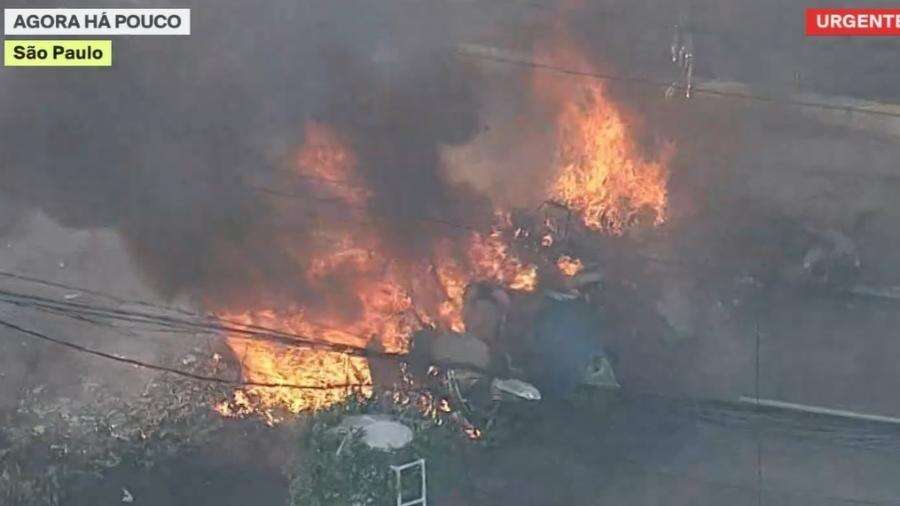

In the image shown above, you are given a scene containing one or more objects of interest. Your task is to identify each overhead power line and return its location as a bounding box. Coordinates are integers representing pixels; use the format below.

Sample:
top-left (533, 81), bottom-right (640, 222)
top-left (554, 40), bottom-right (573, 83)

top-left (0, 269), bottom-right (195, 315)
top-left (0, 286), bottom-right (406, 359)
top-left (454, 49), bottom-right (900, 120)
top-left (0, 317), bottom-right (369, 391)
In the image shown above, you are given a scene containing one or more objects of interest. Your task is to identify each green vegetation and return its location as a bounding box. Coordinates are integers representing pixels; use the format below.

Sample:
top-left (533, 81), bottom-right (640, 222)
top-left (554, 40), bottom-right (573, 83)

top-left (289, 398), bottom-right (469, 506)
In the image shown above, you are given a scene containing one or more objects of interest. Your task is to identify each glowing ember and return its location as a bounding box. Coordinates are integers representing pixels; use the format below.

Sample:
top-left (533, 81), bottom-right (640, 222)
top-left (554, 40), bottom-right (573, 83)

top-left (431, 220), bottom-right (537, 333)
top-left (556, 255), bottom-right (584, 276)
top-left (468, 220), bottom-right (539, 293)
top-left (432, 250), bottom-right (470, 332)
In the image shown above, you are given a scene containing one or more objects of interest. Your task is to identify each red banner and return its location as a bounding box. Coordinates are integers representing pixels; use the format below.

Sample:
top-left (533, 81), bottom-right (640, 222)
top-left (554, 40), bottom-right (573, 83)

top-left (806, 8), bottom-right (900, 36)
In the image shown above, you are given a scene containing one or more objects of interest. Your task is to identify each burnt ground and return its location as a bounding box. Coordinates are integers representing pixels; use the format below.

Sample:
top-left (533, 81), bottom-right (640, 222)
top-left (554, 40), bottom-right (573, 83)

top-left (37, 390), bottom-right (900, 506)
top-left (62, 422), bottom-right (294, 506)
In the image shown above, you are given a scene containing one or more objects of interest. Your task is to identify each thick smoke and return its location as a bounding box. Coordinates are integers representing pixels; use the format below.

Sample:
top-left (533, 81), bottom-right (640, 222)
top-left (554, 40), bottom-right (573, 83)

top-left (4, 0), bottom-right (893, 314)
top-left (0, 0), bottom-right (500, 311)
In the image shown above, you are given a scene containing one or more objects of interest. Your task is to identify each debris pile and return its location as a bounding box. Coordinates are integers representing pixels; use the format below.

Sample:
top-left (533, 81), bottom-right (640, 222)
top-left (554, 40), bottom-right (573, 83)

top-left (0, 350), bottom-right (232, 506)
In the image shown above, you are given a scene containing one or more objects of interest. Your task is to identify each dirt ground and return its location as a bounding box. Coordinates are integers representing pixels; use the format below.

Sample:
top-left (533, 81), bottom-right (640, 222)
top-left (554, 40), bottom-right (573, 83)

top-left (30, 390), bottom-right (900, 506)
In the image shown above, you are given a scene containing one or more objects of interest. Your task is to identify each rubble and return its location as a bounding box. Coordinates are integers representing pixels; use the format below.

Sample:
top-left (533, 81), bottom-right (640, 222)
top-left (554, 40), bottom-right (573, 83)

top-left (565, 268), bottom-right (605, 290)
top-left (580, 356), bottom-right (620, 389)
top-left (490, 378), bottom-right (541, 401)
top-left (462, 282), bottom-right (510, 343)
top-left (415, 331), bottom-right (491, 371)
top-left (0, 348), bottom-right (234, 505)
top-left (334, 415), bottom-right (413, 451)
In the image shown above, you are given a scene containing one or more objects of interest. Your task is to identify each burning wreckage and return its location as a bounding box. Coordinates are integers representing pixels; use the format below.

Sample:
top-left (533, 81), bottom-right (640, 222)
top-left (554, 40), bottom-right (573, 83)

top-left (1, 34), bottom-right (675, 503)
top-left (401, 270), bottom-right (621, 436)
top-left (215, 227), bottom-right (626, 439)
top-left (209, 41), bottom-right (670, 434)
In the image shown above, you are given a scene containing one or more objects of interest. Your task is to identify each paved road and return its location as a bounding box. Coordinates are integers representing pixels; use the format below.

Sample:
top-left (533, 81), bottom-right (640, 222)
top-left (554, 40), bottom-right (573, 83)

top-left (458, 394), bottom-right (900, 505)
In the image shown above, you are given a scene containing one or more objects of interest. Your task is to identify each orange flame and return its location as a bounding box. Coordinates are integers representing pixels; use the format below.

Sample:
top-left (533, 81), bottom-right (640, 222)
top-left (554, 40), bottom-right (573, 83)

top-left (295, 122), bottom-right (370, 206)
top-left (217, 126), bottom-right (537, 420)
top-left (556, 255), bottom-right (583, 276)
top-left (534, 41), bottom-right (672, 234)
top-left (214, 312), bottom-right (375, 423)
top-left (431, 224), bottom-right (538, 332)
top-left (469, 220), bottom-right (538, 292)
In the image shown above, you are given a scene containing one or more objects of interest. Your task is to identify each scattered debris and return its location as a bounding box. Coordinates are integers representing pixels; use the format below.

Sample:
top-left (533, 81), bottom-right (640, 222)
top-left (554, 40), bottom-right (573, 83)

top-left (0, 349), bottom-right (233, 505)
top-left (566, 267), bottom-right (604, 290)
top-left (490, 378), bottom-right (541, 401)
top-left (121, 487), bottom-right (134, 503)
top-left (425, 332), bottom-right (490, 371)
top-left (361, 421), bottom-right (414, 451)
top-left (462, 283), bottom-right (509, 344)
top-left (544, 289), bottom-right (580, 301)
top-left (580, 356), bottom-right (620, 389)
top-left (334, 415), bottom-right (413, 450)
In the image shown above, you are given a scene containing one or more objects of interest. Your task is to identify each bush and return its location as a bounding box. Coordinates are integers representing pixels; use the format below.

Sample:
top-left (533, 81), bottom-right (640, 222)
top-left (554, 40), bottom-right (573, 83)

top-left (289, 398), bottom-right (466, 506)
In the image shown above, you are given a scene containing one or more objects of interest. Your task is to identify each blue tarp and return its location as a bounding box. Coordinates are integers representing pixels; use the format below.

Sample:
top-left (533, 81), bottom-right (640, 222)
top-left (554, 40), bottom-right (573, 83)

top-left (531, 298), bottom-right (610, 397)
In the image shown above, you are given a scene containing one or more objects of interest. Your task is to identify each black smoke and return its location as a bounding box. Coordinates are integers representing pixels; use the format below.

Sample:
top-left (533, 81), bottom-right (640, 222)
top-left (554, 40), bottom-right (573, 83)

top-left (0, 0), bottom-right (500, 311)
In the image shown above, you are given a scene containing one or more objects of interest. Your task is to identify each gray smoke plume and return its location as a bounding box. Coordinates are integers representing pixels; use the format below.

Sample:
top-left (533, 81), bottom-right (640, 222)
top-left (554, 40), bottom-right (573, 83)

top-left (0, 0), bottom-right (504, 312)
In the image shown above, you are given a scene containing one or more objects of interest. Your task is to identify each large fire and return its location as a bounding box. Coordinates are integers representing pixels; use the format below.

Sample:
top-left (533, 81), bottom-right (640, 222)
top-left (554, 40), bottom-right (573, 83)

top-left (216, 122), bottom-right (537, 420)
top-left (432, 220), bottom-right (538, 332)
top-left (216, 35), bottom-right (672, 421)
top-left (535, 41), bottom-right (672, 234)
top-left (550, 83), bottom-right (671, 233)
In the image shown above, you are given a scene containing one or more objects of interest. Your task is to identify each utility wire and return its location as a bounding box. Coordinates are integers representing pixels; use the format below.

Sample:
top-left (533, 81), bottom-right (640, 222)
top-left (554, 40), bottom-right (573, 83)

top-left (0, 317), bottom-right (369, 391)
top-left (0, 269), bottom-right (196, 316)
top-left (0, 287), bottom-right (406, 359)
top-left (6, 305), bottom-right (886, 505)
top-left (454, 49), bottom-right (900, 119)
top-left (6, 272), bottom-right (900, 452)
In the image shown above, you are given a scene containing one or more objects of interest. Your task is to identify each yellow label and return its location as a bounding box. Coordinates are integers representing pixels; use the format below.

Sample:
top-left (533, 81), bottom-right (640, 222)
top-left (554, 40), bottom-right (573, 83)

top-left (4, 40), bottom-right (111, 67)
